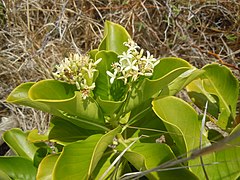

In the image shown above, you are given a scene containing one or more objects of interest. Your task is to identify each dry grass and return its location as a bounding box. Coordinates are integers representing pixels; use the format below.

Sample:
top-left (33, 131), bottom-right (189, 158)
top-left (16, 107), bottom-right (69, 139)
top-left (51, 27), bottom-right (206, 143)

top-left (0, 0), bottom-right (239, 132)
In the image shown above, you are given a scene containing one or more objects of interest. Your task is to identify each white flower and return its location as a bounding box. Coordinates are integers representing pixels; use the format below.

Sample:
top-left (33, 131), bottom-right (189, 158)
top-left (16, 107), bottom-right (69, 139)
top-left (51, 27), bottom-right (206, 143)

top-left (106, 39), bottom-right (158, 84)
top-left (118, 51), bottom-right (133, 62)
top-left (141, 51), bottom-right (157, 68)
top-left (106, 70), bottom-right (118, 84)
top-left (52, 53), bottom-right (99, 99)
top-left (94, 58), bottom-right (102, 66)
top-left (124, 39), bottom-right (140, 52)
top-left (124, 59), bottom-right (138, 72)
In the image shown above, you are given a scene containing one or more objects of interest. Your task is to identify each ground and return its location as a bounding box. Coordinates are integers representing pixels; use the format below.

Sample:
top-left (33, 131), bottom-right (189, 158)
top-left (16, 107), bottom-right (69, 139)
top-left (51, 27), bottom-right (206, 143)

top-left (0, 0), bottom-right (239, 148)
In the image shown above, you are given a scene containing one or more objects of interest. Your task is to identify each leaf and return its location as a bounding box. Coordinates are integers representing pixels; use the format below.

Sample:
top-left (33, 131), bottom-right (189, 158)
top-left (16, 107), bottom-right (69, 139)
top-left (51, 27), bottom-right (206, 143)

top-left (37, 154), bottom-right (60, 180)
top-left (7, 79), bottom-right (107, 131)
top-left (123, 67), bottom-right (186, 113)
top-left (94, 51), bottom-right (127, 115)
top-left (212, 124), bottom-right (240, 180)
top-left (0, 170), bottom-right (11, 180)
top-left (0, 157), bottom-right (37, 180)
top-left (99, 21), bottom-right (131, 54)
top-left (186, 79), bottom-right (219, 117)
top-left (33, 148), bottom-right (49, 167)
top-left (152, 57), bottom-right (191, 79)
top-left (53, 126), bottom-right (122, 180)
top-left (94, 51), bottom-right (118, 100)
top-left (152, 96), bottom-right (214, 179)
top-left (202, 64), bottom-right (239, 129)
top-left (124, 57), bottom-right (203, 113)
top-left (91, 150), bottom-right (116, 179)
top-left (3, 128), bottom-right (38, 160)
top-left (126, 107), bottom-right (167, 143)
top-left (29, 80), bottom-right (100, 121)
top-left (123, 143), bottom-right (198, 179)
top-left (161, 68), bottom-right (204, 96)
top-left (48, 116), bottom-right (101, 143)
top-left (6, 82), bottom-right (51, 113)
top-left (27, 129), bottom-right (49, 143)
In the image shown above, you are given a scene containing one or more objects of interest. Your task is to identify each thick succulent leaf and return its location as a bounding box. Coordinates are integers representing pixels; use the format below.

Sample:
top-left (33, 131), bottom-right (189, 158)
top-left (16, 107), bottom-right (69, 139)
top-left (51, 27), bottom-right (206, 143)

top-left (202, 64), bottom-right (238, 129)
top-left (161, 68), bottom-right (204, 96)
top-left (152, 57), bottom-right (191, 79)
top-left (152, 96), bottom-right (214, 179)
top-left (99, 21), bottom-right (130, 54)
top-left (53, 126), bottom-right (121, 180)
top-left (123, 143), bottom-right (198, 179)
top-left (212, 124), bottom-right (240, 180)
top-left (27, 129), bottom-right (49, 143)
top-left (0, 157), bottom-right (37, 180)
top-left (94, 51), bottom-right (118, 100)
top-left (29, 80), bottom-right (103, 123)
top-left (124, 67), bottom-right (189, 113)
top-left (48, 116), bottom-right (101, 143)
top-left (7, 79), bottom-right (106, 131)
top-left (124, 57), bottom-right (204, 113)
top-left (186, 79), bottom-right (219, 117)
top-left (91, 150), bottom-right (115, 179)
top-left (37, 154), bottom-right (60, 180)
top-left (0, 170), bottom-right (11, 180)
top-left (6, 82), bottom-right (51, 113)
top-left (3, 128), bottom-right (38, 160)
top-left (94, 51), bottom-right (127, 115)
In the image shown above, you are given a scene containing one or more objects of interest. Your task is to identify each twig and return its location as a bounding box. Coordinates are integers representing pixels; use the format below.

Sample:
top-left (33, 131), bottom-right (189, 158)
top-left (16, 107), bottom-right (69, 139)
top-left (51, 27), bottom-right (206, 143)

top-left (192, 45), bottom-right (240, 72)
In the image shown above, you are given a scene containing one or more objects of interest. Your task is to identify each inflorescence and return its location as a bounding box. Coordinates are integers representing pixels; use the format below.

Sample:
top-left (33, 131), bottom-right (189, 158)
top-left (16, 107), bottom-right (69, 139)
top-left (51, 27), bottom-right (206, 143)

top-left (106, 39), bottom-right (160, 84)
top-left (52, 39), bottom-right (159, 99)
top-left (52, 53), bottom-right (102, 99)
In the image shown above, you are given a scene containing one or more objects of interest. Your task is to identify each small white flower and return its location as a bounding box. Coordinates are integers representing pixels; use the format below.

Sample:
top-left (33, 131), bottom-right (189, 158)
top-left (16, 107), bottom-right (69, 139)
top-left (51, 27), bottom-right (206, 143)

top-left (141, 51), bottom-right (157, 67)
top-left (124, 59), bottom-right (138, 72)
top-left (118, 51), bottom-right (133, 62)
top-left (106, 70), bottom-right (118, 84)
top-left (94, 58), bottom-right (102, 66)
top-left (124, 39), bottom-right (140, 52)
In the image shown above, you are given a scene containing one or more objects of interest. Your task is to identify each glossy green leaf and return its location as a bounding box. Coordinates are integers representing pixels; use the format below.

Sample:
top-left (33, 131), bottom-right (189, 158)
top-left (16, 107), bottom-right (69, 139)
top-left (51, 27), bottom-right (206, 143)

top-left (124, 57), bottom-right (193, 112)
top-left (27, 129), bottom-right (49, 143)
top-left (152, 96), bottom-right (214, 179)
top-left (91, 150), bottom-right (115, 179)
top-left (0, 170), bottom-right (11, 180)
top-left (212, 124), bottom-right (240, 180)
top-left (49, 116), bottom-right (101, 143)
top-left (3, 128), bottom-right (38, 160)
top-left (94, 51), bottom-right (119, 100)
top-left (123, 143), bottom-right (198, 179)
top-left (33, 148), bottom-right (49, 167)
top-left (6, 82), bottom-right (51, 113)
top-left (29, 80), bottom-right (101, 121)
top-left (53, 126), bottom-right (122, 180)
top-left (0, 157), bottom-right (37, 180)
top-left (37, 154), bottom-right (60, 180)
top-left (94, 50), bottom-right (127, 115)
top-left (161, 68), bottom-right (204, 96)
top-left (152, 57), bottom-right (191, 79)
top-left (124, 68), bottom-right (186, 113)
top-left (99, 21), bottom-right (131, 54)
top-left (8, 79), bottom-right (107, 131)
top-left (186, 79), bottom-right (219, 117)
top-left (202, 64), bottom-right (238, 129)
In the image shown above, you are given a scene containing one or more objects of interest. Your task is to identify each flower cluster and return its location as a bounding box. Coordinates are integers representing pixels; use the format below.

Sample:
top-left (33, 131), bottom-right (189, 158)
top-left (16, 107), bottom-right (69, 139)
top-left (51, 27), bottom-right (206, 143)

top-left (106, 39), bottom-right (160, 84)
top-left (52, 53), bottom-right (101, 99)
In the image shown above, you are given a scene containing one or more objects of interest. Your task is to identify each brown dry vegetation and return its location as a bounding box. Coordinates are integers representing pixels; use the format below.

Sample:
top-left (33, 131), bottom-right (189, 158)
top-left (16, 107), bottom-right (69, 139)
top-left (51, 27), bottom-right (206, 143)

top-left (0, 0), bottom-right (240, 134)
